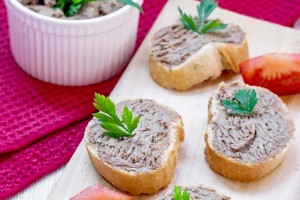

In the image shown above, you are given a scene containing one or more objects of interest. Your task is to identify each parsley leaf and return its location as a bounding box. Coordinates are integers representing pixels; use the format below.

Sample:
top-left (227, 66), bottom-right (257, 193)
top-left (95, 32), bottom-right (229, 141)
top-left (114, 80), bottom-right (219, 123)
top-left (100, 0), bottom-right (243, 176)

top-left (200, 19), bottom-right (227, 33)
top-left (93, 93), bottom-right (140, 139)
top-left (55, 0), bottom-right (85, 17)
top-left (173, 185), bottom-right (190, 200)
top-left (221, 89), bottom-right (258, 115)
top-left (56, 0), bottom-right (143, 17)
top-left (178, 0), bottom-right (227, 34)
top-left (178, 7), bottom-right (199, 33)
top-left (119, 0), bottom-right (144, 13)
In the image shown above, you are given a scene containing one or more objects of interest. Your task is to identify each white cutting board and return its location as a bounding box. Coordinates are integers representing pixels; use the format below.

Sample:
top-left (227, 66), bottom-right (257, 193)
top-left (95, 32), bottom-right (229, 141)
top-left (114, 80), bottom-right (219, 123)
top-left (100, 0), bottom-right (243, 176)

top-left (47, 0), bottom-right (300, 199)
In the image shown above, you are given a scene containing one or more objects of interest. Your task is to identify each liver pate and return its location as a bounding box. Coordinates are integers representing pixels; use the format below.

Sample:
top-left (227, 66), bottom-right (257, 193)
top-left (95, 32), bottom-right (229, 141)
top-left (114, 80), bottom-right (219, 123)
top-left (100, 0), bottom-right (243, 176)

top-left (85, 99), bottom-right (181, 173)
top-left (149, 22), bottom-right (244, 67)
top-left (212, 82), bottom-right (294, 163)
top-left (158, 185), bottom-right (230, 200)
top-left (18, 0), bottom-right (123, 19)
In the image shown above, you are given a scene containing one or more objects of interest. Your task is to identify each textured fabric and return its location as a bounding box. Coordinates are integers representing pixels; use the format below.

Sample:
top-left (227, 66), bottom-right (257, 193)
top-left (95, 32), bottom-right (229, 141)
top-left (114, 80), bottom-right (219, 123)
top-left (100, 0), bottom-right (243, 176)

top-left (0, 118), bottom-right (90, 200)
top-left (0, 6), bottom-right (119, 154)
top-left (1, 0), bottom-right (299, 199)
top-left (219, 0), bottom-right (300, 27)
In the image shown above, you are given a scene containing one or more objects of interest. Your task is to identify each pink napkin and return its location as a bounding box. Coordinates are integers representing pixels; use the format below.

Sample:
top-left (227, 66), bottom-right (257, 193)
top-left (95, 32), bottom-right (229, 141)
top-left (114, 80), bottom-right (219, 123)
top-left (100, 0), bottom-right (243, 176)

top-left (219, 0), bottom-right (300, 27)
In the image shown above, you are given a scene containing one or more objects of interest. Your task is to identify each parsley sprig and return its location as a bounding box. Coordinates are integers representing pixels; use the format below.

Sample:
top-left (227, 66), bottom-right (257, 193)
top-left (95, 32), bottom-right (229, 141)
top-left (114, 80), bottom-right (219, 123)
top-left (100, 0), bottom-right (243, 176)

top-left (221, 89), bottom-right (258, 116)
top-left (56, 0), bottom-right (87, 17)
top-left (173, 185), bottom-right (190, 200)
top-left (93, 93), bottom-right (140, 139)
top-left (56, 0), bottom-right (143, 17)
top-left (119, 0), bottom-right (144, 13)
top-left (178, 0), bottom-right (227, 34)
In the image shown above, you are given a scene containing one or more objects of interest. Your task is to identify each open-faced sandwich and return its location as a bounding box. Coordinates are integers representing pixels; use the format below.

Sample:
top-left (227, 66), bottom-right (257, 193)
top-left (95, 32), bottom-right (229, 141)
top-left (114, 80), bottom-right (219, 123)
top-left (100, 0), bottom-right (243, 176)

top-left (205, 81), bottom-right (295, 182)
top-left (84, 95), bottom-right (184, 194)
top-left (157, 185), bottom-right (230, 200)
top-left (149, 0), bottom-right (248, 91)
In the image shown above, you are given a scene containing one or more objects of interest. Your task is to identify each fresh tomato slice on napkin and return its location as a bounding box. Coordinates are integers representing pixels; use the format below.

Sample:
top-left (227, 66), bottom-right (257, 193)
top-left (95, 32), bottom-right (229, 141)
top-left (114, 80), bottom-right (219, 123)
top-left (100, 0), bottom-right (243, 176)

top-left (240, 53), bottom-right (300, 96)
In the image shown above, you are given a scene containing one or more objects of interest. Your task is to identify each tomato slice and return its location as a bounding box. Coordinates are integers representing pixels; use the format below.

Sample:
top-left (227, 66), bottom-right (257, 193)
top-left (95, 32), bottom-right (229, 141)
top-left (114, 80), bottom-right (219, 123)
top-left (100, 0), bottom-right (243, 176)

top-left (239, 53), bottom-right (300, 96)
top-left (70, 185), bottom-right (133, 200)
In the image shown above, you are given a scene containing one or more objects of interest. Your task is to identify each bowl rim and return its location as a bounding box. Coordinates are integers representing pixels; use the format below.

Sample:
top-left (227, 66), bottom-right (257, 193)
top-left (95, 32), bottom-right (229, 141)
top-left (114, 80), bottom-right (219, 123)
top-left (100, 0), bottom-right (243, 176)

top-left (5, 0), bottom-right (143, 25)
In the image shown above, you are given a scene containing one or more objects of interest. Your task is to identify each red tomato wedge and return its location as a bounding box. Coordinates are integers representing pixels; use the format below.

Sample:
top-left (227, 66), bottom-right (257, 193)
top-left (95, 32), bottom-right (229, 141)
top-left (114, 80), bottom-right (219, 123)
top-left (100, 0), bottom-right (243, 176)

top-left (240, 53), bottom-right (300, 96)
top-left (70, 185), bottom-right (133, 200)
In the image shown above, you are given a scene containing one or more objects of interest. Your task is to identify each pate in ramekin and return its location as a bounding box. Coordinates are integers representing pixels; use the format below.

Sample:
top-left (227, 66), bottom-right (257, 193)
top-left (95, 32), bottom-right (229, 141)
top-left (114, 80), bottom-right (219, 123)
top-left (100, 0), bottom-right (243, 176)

top-left (4, 0), bottom-right (143, 85)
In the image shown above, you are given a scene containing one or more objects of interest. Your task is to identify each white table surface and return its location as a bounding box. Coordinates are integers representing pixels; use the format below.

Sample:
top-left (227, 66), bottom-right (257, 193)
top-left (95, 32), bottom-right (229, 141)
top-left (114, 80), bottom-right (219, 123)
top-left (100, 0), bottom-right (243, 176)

top-left (9, 168), bottom-right (63, 200)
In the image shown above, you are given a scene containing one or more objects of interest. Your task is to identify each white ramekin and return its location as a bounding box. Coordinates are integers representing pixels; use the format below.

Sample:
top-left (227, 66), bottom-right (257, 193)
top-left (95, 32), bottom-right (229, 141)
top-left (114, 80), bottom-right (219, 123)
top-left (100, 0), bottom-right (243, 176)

top-left (4, 0), bottom-right (142, 86)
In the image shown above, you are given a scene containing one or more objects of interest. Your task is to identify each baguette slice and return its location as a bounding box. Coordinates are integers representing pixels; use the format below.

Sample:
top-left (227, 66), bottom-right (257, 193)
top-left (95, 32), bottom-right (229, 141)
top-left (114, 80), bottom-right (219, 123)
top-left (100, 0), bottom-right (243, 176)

top-left (149, 22), bottom-right (248, 91)
top-left (84, 99), bottom-right (184, 195)
top-left (156, 185), bottom-right (230, 200)
top-left (205, 82), bottom-right (295, 182)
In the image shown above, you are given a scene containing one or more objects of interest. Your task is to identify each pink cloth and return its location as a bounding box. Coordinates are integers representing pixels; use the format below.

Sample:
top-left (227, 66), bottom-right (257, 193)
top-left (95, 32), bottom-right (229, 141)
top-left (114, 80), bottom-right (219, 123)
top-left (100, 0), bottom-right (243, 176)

top-left (1, 119), bottom-right (90, 199)
top-left (1, 0), bottom-right (299, 199)
top-left (219, 0), bottom-right (300, 27)
top-left (0, 11), bottom-right (118, 154)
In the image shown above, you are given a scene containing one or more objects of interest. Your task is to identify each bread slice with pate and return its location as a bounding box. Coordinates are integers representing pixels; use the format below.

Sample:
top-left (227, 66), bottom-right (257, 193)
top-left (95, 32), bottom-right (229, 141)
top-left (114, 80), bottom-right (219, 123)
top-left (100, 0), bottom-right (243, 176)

top-left (149, 22), bottom-right (248, 91)
top-left (205, 81), bottom-right (295, 182)
top-left (156, 185), bottom-right (230, 200)
top-left (84, 99), bottom-right (184, 195)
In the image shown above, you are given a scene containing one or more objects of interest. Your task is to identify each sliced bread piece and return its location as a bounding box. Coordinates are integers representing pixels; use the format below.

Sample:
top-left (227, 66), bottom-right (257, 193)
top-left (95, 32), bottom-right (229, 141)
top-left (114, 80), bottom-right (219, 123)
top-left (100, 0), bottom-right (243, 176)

top-left (156, 185), bottom-right (230, 200)
top-left (84, 99), bottom-right (184, 195)
top-left (149, 23), bottom-right (248, 91)
top-left (205, 82), bottom-right (295, 182)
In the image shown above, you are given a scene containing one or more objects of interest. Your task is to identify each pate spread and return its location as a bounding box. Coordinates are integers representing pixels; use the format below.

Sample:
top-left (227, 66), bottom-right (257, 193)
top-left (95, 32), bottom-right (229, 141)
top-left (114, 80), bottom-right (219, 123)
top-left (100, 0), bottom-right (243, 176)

top-left (18, 0), bottom-right (123, 19)
top-left (158, 185), bottom-right (230, 200)
top-left (149, 22), bottom-right (244, 67)
top-left (212, 82), bottom-right (294, 163)
top-left (85, 99), bottom-right (181, 173)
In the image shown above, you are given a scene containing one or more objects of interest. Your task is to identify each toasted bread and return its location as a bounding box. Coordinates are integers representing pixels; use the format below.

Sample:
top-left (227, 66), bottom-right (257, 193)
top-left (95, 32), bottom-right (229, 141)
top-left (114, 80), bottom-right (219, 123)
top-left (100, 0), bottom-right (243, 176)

top-left (84, 99), bottom-right (184, 194)
top-left (149, 23), bottom-right (248, 91)
top-left (157, 184), bottom-right (230, 200)
top-left (205, 82), bottom-right (295, 182)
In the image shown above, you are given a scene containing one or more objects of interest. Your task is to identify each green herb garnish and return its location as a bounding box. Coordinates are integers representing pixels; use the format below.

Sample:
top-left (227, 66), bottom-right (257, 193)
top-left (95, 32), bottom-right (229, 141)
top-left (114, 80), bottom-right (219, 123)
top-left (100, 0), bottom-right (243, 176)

top-left (178, 7), bottom-right (199, 33)
top-left (173, 185), bottom-right (190, 200)
top-left (93, 93), bottom-right (140, 139)
top-left (56, 0), bottom-right (143, 17)
top-left (55, 0), bottom-right (84, 17)
top-left (221, 89), bottom-right (258, 115)
top-left (178, 0), bottom-right (227, 34)
top-left (119, 0), bottom-right (144, 13)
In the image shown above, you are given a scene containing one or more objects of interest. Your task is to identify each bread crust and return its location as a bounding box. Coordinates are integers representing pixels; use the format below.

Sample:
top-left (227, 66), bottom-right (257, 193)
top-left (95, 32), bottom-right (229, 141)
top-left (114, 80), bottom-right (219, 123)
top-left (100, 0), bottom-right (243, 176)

top-left (84, 104), bottom-right (184, 195)
top-left (204, 134), bottom-right (287, 182)
top-left (157, 184), bottom-right (230, 199)
top-left (149, 35), bottom-right (248, 91)
top-left (204, 82), bottom-right (295, 182)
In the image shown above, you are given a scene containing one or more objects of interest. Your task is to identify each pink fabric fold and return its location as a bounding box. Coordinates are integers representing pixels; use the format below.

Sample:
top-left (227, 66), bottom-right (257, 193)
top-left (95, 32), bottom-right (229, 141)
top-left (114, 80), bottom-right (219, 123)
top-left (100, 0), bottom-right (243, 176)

top-left (219, 0), bottom-right (300, 27)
